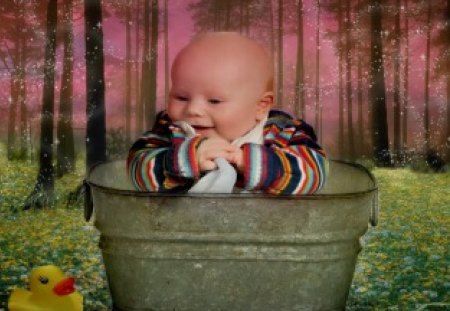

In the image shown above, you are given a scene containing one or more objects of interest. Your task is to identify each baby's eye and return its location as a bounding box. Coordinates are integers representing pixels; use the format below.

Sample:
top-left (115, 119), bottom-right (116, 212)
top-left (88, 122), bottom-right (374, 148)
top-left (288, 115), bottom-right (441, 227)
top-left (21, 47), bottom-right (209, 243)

top-left (175, 96), bottom-right (189, 102)
top-left (208, 99), bottom-right (222, 104)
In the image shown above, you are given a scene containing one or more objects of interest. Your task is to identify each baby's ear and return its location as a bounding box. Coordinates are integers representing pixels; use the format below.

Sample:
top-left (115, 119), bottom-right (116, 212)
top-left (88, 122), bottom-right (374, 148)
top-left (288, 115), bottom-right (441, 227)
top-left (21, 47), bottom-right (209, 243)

top-left (256, 91), bottom-right (273, 121)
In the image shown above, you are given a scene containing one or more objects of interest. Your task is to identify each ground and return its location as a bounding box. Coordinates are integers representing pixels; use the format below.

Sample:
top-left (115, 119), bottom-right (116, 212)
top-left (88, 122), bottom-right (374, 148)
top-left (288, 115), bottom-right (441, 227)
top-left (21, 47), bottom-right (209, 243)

top-left (0, 144), bottom-right (449, 310)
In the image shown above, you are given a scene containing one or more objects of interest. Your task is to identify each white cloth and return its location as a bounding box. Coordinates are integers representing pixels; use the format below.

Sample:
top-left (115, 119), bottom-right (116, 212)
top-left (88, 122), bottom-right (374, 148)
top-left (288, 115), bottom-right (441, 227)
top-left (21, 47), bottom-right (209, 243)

top-left (174, 119), bottom-right (266, 193)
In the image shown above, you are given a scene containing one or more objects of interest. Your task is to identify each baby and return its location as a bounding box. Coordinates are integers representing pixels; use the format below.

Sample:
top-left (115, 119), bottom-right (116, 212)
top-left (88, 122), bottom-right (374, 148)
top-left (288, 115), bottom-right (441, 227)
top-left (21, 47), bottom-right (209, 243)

top-left (127, 32), bottom-right (328, 195)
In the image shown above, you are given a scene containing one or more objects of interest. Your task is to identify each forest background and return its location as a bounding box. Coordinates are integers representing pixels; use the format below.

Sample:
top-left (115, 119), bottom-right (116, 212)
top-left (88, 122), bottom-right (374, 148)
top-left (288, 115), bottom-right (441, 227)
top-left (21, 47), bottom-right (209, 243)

top-left (1, 0), bottom-right (449, 177)
top-left (0, 0), bottom-right (449, 309)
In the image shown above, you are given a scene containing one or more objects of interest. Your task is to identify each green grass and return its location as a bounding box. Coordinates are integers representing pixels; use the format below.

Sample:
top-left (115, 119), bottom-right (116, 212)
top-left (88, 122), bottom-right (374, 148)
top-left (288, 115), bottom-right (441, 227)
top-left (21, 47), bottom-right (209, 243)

top-left (0, 144), bottom-right (449, 310)
top-left (346, 168), bottom-right (450, 310)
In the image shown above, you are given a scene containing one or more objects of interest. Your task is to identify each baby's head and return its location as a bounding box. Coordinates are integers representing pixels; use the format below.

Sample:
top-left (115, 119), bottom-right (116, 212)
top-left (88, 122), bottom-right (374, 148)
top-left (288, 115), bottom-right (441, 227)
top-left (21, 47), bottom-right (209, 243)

top-left (168, 32), bottom-right (274, 142)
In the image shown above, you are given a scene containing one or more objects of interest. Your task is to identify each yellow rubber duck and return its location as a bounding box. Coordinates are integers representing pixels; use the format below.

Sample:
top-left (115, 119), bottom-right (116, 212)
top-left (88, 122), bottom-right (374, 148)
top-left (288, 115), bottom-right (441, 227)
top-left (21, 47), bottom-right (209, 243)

top-left (8, 265), bottom-right (83, 311)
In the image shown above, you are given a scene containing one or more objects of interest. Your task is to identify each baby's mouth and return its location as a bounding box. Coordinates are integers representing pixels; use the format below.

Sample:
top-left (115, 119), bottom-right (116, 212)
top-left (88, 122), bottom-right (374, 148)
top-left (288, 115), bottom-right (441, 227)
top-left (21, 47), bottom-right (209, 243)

top-left (192, 125), bottom-right (213, 131)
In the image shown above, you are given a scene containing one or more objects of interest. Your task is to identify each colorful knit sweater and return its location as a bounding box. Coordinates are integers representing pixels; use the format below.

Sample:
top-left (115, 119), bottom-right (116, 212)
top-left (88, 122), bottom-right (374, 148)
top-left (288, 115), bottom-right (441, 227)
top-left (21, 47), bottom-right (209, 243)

top-left (127, 109), bottom-right (328, 195)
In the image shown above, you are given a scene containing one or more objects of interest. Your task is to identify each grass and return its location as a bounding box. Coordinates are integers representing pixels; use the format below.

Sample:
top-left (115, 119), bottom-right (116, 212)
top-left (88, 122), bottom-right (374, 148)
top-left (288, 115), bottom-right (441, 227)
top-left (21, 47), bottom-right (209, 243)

top-left (0, 144), bottom-right (449, 310)
top-left (346, 168), bottom-right (450, 310)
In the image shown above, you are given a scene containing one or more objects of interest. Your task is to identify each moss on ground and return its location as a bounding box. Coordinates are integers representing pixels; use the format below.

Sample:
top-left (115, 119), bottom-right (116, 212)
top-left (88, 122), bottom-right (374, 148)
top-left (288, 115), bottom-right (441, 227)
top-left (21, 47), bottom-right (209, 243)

top-left (0, 145), bottom-right (449, 310)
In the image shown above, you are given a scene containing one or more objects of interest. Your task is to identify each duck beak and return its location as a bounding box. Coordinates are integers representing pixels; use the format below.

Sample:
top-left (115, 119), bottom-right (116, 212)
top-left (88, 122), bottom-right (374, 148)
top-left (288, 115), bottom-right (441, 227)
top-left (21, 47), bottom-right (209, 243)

top-left (53, 277), bottom-right (75, 296)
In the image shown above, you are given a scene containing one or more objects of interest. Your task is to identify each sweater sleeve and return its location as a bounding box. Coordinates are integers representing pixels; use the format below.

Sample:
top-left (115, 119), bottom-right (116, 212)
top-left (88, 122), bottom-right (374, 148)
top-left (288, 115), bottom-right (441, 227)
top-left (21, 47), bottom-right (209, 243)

top-left (127, 112), bottom-right (204, 192)
top-left (238, 114), bottom-right (328, 195)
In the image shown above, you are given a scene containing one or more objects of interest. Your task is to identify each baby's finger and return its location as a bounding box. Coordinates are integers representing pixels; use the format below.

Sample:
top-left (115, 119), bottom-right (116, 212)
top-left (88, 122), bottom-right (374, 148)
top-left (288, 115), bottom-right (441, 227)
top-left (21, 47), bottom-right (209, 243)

top-left (203, 149), bottom-right (232, 160)
top-left (224, 150), bottom-right (237, 163)
top-left (200, 159), bottom-right (217, 171)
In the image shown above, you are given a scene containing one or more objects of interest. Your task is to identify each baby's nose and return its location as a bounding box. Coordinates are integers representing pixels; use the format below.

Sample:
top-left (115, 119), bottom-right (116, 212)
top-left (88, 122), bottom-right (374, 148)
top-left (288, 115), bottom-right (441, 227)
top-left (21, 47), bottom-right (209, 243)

top-left (185, 99), bottom-right (205, 116)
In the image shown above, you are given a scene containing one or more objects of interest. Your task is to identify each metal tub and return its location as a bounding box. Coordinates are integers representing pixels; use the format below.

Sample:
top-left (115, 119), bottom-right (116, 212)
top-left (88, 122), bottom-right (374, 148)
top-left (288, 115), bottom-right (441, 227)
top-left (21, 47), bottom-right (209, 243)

top-left (86, 160), bottom-right (378, 311)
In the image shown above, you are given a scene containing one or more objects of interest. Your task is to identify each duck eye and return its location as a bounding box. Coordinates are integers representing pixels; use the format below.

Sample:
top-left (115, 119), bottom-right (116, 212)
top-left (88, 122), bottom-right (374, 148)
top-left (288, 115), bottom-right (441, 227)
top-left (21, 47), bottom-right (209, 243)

top-left (38, 276), bottom-right (49, 284)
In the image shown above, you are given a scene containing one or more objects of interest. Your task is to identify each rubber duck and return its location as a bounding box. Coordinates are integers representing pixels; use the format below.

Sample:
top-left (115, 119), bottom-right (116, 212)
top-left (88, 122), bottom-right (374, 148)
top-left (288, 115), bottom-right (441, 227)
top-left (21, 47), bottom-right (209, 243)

top-left (8, 265), bottom-right (83, 311)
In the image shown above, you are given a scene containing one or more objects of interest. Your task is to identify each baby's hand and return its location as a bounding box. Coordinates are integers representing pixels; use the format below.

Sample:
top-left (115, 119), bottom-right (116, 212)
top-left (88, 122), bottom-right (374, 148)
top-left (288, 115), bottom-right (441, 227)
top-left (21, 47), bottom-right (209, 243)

top-left (228, 146), bottom-right (244, 173)
top-left (196, 137), bottom-right (236, 171)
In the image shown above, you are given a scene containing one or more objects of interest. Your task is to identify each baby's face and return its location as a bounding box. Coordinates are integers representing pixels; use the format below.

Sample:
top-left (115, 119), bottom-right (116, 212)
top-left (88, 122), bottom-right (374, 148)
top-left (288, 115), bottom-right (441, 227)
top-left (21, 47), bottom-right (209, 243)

top-left (168, 33), bottom-right (272, 142)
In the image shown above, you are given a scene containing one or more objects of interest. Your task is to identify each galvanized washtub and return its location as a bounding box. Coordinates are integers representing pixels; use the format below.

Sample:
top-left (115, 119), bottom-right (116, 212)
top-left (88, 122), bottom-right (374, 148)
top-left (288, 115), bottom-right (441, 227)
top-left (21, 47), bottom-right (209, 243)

top-left (86, 160), bottom-right (378, 311)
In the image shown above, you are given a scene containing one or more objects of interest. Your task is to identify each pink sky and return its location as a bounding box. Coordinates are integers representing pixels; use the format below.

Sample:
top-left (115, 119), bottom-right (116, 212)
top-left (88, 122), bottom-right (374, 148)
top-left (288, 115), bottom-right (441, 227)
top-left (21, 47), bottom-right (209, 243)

top-left (0, 0), bottom-right (448, 156)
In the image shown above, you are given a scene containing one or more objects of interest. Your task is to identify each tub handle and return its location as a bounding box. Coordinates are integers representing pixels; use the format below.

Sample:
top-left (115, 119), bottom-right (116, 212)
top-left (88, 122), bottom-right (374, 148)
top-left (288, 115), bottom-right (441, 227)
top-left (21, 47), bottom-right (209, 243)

top-left (83, 180), bottom-right (94, 222)
top-left (370, 190), bottom-right (379, 227)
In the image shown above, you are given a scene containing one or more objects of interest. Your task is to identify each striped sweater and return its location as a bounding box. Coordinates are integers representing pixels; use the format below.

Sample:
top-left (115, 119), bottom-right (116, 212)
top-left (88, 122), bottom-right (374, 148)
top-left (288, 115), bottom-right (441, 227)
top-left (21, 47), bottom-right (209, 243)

top-left (127, 109), bottom-right (328, 195)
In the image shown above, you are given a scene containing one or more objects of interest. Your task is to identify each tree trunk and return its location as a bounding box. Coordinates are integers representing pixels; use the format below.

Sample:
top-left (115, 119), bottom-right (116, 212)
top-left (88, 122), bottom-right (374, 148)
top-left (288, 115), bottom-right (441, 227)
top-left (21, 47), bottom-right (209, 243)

top-left (245, 0), bottom-right (250, 35)
top-left (164, 0), bottom-right (169, 108)
top-left (85, 0), bottom-right (107, 169)
top-left (345, 0), bottom-right (354, 160)
top-left (148, 0), bottom-right (159, 125)
top-left (356, 0), bottom-right (364, 157)
top-left (7, 71), bottom-right (18, 160)
top-left (239, 0), bottom-right (244, 33)
top-left (213, 1), bottom-right (220, 31)
top-left (19, 16), bottom-right (28, 160)
top-left (269, 0), bottom-right (276, 100)
top-left (225, 0), bottom-right (231, 30)
top-left (370, 0), bottom-right (391, 166)
top-left (7, 6), bottom-right (21, 160)
top-left (269, 0), bottom-right (275, 56)
top-left (135, 0), bottom-right (142, 135)
top-left (125, 0), bottom-right (132, 146)
top-left (393, 0), bottom-right (401, 163)
top-left (315, 0), bottom-right (321, 134)
top-left (24, 0), bottom-right (57, 210)
top-left (338, 0), bottom-right (344, 159)
top-left (56, 0), bottom-right (75, 177)
top-left (402, 0), bottom-right (409, 152)
top-left (294, 0), bottom-right (305, 118)
top-left (277, 0), bottom-right (284, 108)
top-left (424, 0), bottom-right (431, 151)
top-left (18, 73), bottom-right (28, 160)
top-left (447, 0), bottom-right (450, 161)
top-left (140, 0), bottom-right (150, 129)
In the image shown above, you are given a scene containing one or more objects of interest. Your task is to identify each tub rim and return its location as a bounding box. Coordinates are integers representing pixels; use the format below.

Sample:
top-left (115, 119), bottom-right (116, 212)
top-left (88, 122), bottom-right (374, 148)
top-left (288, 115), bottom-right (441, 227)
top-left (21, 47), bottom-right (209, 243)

top-left (85, 159), bottom-right (378, 200)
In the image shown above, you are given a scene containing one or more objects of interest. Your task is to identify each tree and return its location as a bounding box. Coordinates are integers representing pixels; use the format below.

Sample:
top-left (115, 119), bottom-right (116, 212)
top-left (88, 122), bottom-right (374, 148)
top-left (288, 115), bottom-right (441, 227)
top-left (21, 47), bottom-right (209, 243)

top-left (427, 0), bottom-right (449, 160)
top-left (17, 6), bottom-right (28, 160)
top-left (402, 0), bottom-right (409, 153)
top-left (277, 0), bottom-right (284, 108)
top-left (369, 0), bottom-right (391, 166)
top-left (125, 0), bottom-right (132, 146)
top-left (356, 0), bottom-right (366, 157)
top-left (139, 0), bottom-right (150, 130)
top-left (294, 0), bottom-right (305, 117)
top-left (188, 0), bottom-right (274, 49)
top-left (344, 0), bottom-right (354, 159)
top-left (189, 0), bottom-right (238, 32)
top-left (107, 0), bottom-right (136, 143)
top-left (164, 0), bottom-right (169, 108)
top-left (85, 0), bottom-right (107, 169)
top-left (7, 73), bottom-right (18, 160)
top-left (148, 0), bottom-right (159, 126)
top-left (135, 0), bottom-right (141, 136)
top-left (0, 3), bottom-right (17, 160)
top-left (2, 3), bottom-right (28, 160)
top-left (56, 0), bottom-right (75, 177)
top-left (392, 0), bottom-right (401, 162)
top-left (338, 0), bottom-right (344, 159)
top-left (423, 0), bottom-right (432, 152)
top-left (315, 0), bottom-right (321, 138)
top-left (24, 0), bottom-right (58, 210)
top-left (446, 0), bottom-right (450, 161)
top-left (268, 0), bottom-right (275, 66)
top-left (1, 0), bottom-right (46, 161)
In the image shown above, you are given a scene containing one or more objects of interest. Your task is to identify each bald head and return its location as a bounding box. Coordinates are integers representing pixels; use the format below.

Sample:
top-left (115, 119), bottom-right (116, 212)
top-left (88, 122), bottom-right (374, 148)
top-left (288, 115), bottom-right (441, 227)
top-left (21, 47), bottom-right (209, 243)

top-left (171, 32), bottom-right (274, 93)
top-left (168, 32), bottom-right (275, 141)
